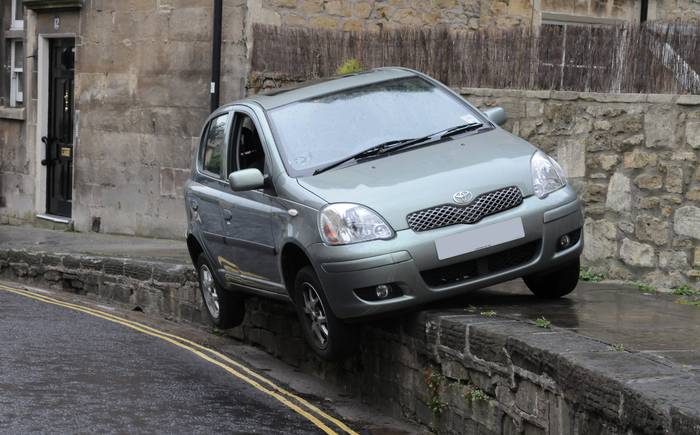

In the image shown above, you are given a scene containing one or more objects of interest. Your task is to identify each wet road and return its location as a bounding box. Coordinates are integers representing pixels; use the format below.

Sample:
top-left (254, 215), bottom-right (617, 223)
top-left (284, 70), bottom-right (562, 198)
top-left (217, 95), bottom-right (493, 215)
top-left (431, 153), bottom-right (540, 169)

top-left (439, 280), bottom-right (700, 376)
top-left (0, 288), bottom-right (328, 434)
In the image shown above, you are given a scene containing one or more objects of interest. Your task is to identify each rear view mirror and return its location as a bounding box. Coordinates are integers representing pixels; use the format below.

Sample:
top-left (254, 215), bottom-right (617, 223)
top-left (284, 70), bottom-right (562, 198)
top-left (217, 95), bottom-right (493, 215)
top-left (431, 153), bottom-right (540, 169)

top-left (483, 107), bottom-right (507, 126)
top-left (228, 169), bottom-right (265, 191)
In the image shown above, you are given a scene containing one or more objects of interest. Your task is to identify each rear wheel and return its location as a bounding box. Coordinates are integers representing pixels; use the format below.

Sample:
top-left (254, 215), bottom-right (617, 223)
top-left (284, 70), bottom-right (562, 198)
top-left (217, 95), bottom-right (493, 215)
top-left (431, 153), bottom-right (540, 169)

top-left (524, 258), bottom-right (580, 299)
top-left (197, 254), bottom-right (245, 329)
top-left (293, 266), bottom-right (356, 361)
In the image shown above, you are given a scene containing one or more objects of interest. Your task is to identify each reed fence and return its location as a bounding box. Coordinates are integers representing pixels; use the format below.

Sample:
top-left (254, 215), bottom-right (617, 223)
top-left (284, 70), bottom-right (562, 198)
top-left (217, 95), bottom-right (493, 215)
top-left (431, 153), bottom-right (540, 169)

top-left (251, 22), bottom-right (700, 94)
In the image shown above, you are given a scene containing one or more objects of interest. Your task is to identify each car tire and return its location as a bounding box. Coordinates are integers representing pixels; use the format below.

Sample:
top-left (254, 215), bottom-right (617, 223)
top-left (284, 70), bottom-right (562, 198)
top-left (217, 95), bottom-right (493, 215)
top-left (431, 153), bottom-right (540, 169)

top-left (197, 253), bottom-right (245, 329)
top-left (524, 258), bottom-right (580, 299)
top-left (293, 266), bottom-right (357, 361)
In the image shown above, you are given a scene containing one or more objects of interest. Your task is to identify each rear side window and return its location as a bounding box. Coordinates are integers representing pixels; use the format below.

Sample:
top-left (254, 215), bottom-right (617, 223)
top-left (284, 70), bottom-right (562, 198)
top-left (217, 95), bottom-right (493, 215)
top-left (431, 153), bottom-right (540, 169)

top-left (201, 114), bottom-right (228, 177)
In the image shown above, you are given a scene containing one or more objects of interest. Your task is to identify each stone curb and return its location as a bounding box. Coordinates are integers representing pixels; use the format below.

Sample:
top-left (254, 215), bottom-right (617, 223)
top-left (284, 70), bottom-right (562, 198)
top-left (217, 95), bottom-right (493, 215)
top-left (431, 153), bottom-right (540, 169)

top-left (1, 247), bottom-right (698, 434)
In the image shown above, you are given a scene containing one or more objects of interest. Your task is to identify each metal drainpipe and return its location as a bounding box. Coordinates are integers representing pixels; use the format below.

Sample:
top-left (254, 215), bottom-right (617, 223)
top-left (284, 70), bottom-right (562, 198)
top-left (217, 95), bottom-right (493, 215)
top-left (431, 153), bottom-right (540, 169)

top-left (211, 0), bottom-right (223, 113)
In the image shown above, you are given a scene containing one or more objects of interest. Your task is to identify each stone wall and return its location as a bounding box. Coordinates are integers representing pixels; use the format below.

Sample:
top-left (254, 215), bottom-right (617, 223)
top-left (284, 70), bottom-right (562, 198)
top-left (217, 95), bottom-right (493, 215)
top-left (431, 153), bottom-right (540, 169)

top-left (653, 0), bottom-right (700, 23)
top-left (2, 247), bottom-right (698, 435)
top-left (253, 0), bottom-right (646, 32)
top-left (0, 116), bottom-right (33, 223)
top-left (460, 88), bottom-right (700, 290)
top-left (72, 0), bottom-right (237, 238)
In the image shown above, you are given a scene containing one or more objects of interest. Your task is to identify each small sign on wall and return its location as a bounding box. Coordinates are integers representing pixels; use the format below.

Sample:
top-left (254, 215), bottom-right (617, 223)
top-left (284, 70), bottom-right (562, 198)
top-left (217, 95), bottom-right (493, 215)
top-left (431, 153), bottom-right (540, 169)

top-left (53, 16), bottom-right (60, 30)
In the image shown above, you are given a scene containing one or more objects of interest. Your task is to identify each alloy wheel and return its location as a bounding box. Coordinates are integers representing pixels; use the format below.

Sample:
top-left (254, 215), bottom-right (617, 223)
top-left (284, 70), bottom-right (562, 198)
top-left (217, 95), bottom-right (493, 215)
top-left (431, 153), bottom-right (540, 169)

top-left (301, 282), bottom-right (329, 348)
top-left (200, 265), bottom-right (220, 319)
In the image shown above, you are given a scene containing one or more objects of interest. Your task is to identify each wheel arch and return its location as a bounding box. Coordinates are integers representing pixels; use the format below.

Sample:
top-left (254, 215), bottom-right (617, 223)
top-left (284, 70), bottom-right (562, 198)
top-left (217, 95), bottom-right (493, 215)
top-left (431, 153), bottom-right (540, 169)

top-left (280, 241), bottom-right (314, 296)
top-left (186, 233), bottom-right (205, 266)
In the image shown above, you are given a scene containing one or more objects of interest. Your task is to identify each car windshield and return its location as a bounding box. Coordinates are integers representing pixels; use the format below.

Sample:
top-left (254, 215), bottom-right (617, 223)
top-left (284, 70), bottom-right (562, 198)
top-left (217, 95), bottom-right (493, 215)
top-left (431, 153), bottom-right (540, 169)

top-left (267, 76), bottom-right (484, 177)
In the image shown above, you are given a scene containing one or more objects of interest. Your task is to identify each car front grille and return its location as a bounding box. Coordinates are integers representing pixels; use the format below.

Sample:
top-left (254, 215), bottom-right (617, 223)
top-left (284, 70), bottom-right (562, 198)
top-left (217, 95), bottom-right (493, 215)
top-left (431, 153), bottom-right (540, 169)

top-left (406, 186), bottom-right (524, 232)
top-left (421, 240), bottom-right (539, 287)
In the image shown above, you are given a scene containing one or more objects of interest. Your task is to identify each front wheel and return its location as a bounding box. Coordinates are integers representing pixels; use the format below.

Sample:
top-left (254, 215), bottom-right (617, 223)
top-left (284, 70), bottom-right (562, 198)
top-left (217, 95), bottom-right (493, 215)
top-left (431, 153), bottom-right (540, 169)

top-left (524, 258), bottom-right (580, 299)
top-left (293, 266), bottom-right (357, 361)
top-left (197, 254), bottom-right (245, 329)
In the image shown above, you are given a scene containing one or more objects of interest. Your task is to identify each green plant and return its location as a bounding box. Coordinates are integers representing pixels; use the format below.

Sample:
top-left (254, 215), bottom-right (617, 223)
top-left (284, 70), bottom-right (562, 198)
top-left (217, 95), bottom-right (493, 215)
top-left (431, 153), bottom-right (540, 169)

top-left (336, 58), bottom-right (363, 75)
top-left (464, 385), bottom-right (488, 403)
top-left (671, 285), bottom-right (700, 297)
top-left (610, 343), bottom-right (625, 352)
top-left (423, 368), bottom-right (447, 417)
top-left (480, 310), bottom-right (497, 317)
top-left (535, 317), bottom-right (551, 329)
top-left (677, 299), bottom-right (700, 307)
top-left (579, 268), bottom-right (605, 282)
top-left (211, 327), bottom-right (223, 336)
top-left (637, 282), bottom-right (657, 294)
top-left (466, 305), bottom-right (478, 313)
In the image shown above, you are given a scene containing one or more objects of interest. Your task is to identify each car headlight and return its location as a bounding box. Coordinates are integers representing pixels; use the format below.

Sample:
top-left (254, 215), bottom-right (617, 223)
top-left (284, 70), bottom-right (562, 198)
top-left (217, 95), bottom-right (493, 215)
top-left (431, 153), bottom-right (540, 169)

top-left (319, 203), bottom-right (394, 245)
top-left (531, 150), bottom-right (567, 198)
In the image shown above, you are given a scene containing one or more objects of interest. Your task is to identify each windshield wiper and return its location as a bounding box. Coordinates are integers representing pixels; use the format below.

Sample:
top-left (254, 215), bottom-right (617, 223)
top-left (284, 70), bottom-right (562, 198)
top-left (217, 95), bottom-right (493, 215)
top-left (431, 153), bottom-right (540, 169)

top-left (439, 122), bottom-right (484, 139)
top-left (312, 138), bottom-right (420, 175)
top-left (375, 122), bottom-right (486, 156)
top-left (311, 122), bottom-right (485, 176)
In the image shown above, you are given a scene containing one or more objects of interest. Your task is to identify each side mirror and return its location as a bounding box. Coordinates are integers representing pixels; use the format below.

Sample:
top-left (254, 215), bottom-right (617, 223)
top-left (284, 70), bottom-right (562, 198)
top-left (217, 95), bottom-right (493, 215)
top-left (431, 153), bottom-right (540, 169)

top-left (228, 168), bottom-right (265, 191)
top-left (483, 107), bottom-right (507, 126)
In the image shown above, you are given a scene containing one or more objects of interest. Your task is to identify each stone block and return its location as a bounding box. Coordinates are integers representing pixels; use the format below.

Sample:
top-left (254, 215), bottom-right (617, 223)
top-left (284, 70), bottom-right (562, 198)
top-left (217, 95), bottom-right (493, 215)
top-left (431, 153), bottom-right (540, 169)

top-left (695, 248), bottom-right (700, 267)
top-left (665, 166), bottom-right (684, 194)
top-left (308, 15), bottom-right (341, 29)
top-left (622, 134), bottom-right (645, 147)
top-left (674, 206), bottom-right (700, 240)
top-left (687, 122), bottom-right (700, 149)
top-left (605, 172), bottom-right (631, 212)
top-left (634, 174), bottom-right (663, 190)
top-left (635, 215), bottom-right (669, 246)
top-left (658, 251), bottom-right (688, 269)
top-left (644, 108), bottom-right (679, 148)
top-left (124, 262), bottom-right (152, 281)
top-left (322, 0), bottom-right (350, 16)
top-left (619, 238), bottom-right (655, 267)
top-left (556, 141), bottom-right (586, 178)
top-left (623, 149), bottom-right (656, 168)
top-left (583, 218), bottom-right (617, 261)
top-left (597, 154), bottom-right (619, 171)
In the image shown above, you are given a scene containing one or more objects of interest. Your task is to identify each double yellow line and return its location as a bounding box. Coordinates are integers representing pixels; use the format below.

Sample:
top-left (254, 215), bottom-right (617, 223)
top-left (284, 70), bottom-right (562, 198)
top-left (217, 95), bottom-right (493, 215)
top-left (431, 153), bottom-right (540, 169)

top-left (0, 283), bottom-right (357, 435)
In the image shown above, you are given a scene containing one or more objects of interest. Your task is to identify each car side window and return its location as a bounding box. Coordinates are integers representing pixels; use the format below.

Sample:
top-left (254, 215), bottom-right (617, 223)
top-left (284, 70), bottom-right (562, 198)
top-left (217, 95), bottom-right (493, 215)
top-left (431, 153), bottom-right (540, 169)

top-left (201, 114), bottom-right (228, 177)
top-left (229, 113), bottom-right (266, 175)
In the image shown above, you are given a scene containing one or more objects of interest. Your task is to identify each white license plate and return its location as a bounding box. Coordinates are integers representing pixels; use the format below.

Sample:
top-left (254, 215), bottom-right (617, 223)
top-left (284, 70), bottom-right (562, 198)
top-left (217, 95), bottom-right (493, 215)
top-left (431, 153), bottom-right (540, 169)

top-left (435, 217), bottom-right (525, 260)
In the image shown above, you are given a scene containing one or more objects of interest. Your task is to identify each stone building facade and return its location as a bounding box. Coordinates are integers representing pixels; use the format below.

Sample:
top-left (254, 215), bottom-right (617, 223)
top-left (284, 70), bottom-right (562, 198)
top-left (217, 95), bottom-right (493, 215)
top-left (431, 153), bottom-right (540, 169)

top-left (0, 0), bottom-right (697, 246)
top-left (254, 0), bottom-right (699, 32)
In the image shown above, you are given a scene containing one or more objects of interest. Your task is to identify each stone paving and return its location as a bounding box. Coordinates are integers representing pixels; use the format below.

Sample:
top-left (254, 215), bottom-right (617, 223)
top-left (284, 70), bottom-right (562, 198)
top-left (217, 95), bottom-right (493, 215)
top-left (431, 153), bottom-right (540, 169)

top-left (1, 224), bottom-right (700, 434)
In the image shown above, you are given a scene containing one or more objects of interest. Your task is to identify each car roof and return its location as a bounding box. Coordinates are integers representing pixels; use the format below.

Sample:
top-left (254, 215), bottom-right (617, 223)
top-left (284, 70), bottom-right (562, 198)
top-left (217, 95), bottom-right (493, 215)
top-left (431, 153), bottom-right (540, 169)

top-left (221, 67), bottom-right (420, 112)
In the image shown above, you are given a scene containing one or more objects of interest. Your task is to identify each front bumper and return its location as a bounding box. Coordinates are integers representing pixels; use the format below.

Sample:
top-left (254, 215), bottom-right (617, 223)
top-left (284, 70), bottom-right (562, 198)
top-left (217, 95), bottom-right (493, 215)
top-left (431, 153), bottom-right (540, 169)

top-left (307, 187), bottom-right (584, 320)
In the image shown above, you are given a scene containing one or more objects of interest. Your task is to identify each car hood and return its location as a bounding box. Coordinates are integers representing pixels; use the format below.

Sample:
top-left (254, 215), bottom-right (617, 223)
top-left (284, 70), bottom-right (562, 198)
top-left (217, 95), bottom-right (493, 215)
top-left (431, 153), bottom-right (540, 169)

top-left (297, 128), bottom-right (537, 231)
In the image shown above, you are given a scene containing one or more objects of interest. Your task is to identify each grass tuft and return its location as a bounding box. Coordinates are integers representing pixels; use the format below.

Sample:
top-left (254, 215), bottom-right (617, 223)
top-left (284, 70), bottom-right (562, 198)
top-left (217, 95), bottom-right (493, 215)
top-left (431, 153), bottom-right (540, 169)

top-left (336, 58), bottom-right (363, 75)
top-left (535, 317), bottom-right (551, 329)
top-left (580, 268), bottom-right (605, 282)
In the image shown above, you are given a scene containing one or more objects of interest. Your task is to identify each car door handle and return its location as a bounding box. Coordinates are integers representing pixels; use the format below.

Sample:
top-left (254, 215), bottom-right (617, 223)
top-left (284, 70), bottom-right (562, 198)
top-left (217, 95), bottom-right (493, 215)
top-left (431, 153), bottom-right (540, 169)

top-left (223, 209), bottom-right (233, 221)
top-left (190, 200), bottom-right (199, 211)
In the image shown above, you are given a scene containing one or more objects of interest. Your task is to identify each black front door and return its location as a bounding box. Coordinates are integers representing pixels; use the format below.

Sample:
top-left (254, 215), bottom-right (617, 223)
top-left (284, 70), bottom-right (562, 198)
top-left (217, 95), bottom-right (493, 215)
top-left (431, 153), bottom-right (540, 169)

top-left (44, 38), bottom-right (75, 217)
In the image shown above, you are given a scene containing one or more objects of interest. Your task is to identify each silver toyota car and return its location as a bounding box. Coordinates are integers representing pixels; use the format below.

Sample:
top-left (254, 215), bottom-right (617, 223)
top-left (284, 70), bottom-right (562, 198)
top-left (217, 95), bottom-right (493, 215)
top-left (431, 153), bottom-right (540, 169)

top-left (185, 68), bottom-right (583, 360)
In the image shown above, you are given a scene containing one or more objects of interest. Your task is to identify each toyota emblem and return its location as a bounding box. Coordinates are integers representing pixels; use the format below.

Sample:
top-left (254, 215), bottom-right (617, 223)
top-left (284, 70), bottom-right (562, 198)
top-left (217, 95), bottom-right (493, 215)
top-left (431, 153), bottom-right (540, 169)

top-left (453, 191), bottom-right (474, 204)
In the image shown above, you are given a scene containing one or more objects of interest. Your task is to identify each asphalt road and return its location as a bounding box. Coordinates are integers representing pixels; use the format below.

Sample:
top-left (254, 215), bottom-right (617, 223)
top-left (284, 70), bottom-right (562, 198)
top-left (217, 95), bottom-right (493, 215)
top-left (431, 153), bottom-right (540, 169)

top-left (0, 287), bottom-right (331, 434)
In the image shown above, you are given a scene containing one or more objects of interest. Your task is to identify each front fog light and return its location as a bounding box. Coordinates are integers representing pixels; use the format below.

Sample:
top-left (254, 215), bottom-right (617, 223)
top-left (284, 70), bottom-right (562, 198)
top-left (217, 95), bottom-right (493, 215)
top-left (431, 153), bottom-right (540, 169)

top-left (375, 284), bottom-right (390, 299)
top-left (559, 234), bottom-right (571, 249)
